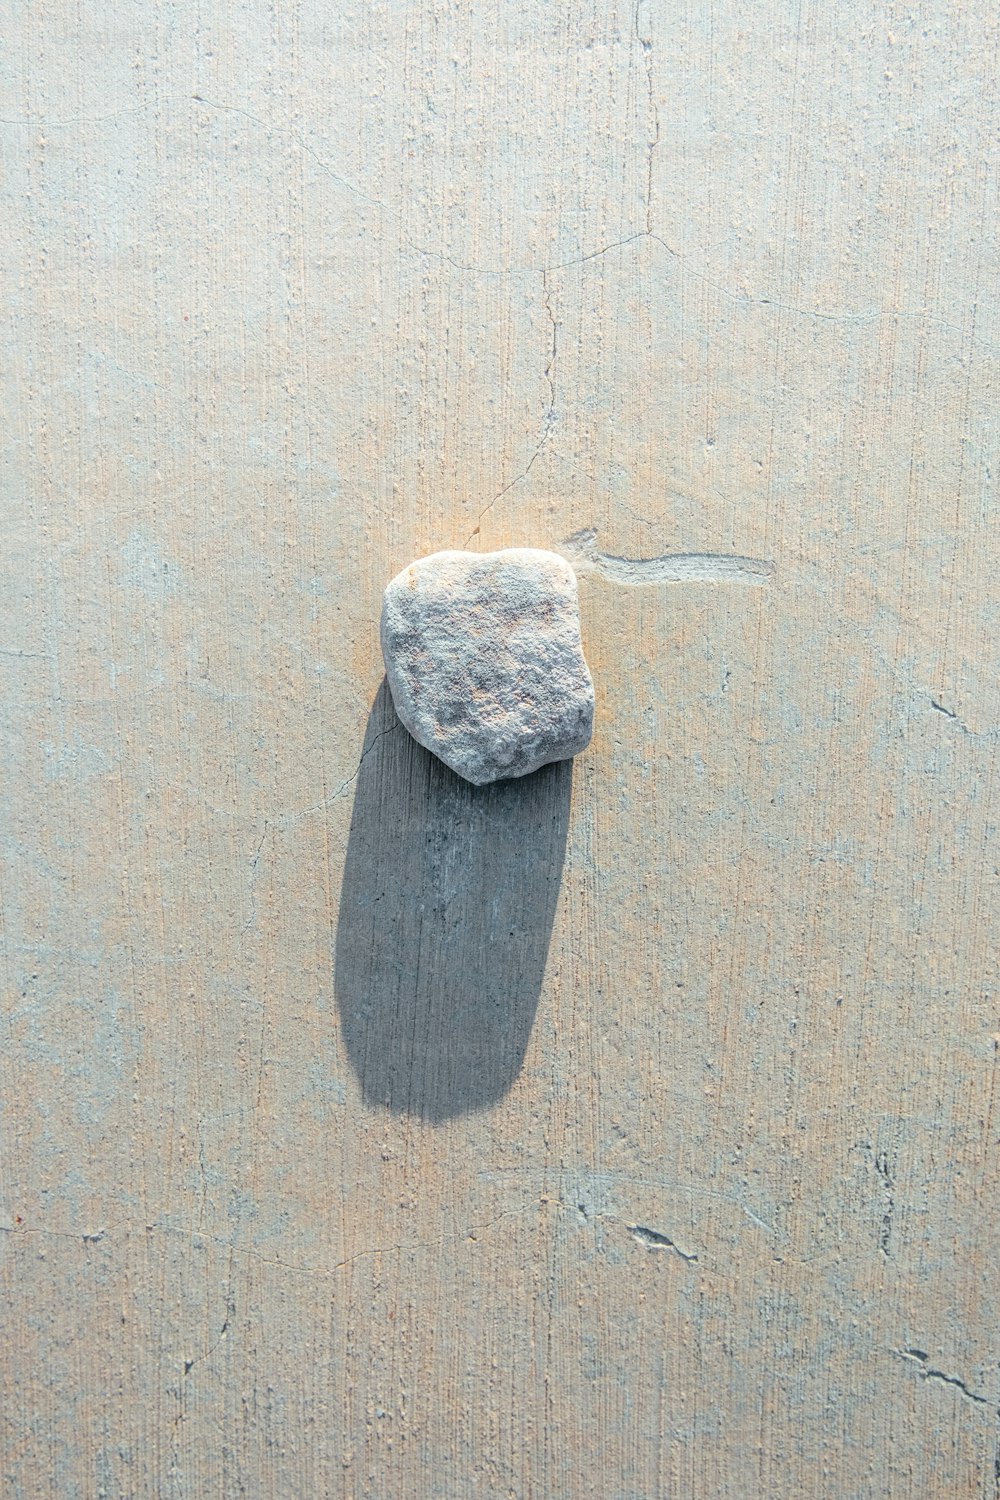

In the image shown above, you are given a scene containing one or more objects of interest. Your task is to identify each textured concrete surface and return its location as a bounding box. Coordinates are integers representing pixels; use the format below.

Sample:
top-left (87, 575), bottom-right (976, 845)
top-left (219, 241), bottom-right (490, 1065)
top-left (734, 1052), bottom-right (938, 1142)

top-left (2, 2), bottom-right (999, 1497)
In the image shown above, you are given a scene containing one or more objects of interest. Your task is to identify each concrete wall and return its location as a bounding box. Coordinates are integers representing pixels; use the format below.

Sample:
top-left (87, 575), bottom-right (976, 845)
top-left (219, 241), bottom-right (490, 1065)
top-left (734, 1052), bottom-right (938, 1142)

top-left (2, 2), bottom-right (999, 1495)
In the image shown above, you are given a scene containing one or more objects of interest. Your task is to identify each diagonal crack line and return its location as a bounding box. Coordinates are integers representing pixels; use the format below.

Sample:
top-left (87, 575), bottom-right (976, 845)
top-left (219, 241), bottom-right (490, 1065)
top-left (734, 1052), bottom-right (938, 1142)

top-left (895, 1348), bottom-right (995, 1408)
top-left (928, 697), bottom-right (996, 738)
top-left (318, 723), bottom-right (400, 808)
top-left (334, 721), bottom-right (402, 796)
top-left (143, 1203), bottom-right (539, 1284)
top-left (0, 1222), bottom-right (118, 1241)
top-left (191, 95), bottom-right (535, 280)
top-left (182, 1280), bottom-right (234, 1377)
top-left (466, 271), bottom-right (558, 545)
top-left (275, 722), bottom-right (402, 825)
top-left (192, 95), bottom-right (390, 211)
top-left (242, 821), bottom-right (269, 934)
top-left (0, 99), bottom-right (161, 128)
top-left (542, 231), bottom-right (882, 324)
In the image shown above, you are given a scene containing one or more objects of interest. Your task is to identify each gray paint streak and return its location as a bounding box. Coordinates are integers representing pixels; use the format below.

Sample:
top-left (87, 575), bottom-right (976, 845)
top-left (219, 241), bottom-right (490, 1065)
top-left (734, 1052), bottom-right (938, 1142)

top-left (559, 527), bottom-right (775, 584)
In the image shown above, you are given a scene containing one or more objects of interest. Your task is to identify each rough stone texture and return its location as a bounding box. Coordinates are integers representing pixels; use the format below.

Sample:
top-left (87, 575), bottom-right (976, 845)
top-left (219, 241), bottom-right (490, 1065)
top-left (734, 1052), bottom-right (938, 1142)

top-left (3, 5), bottom-right (1000, 1499)
top-left (381, 548), bottom-right (594, 784)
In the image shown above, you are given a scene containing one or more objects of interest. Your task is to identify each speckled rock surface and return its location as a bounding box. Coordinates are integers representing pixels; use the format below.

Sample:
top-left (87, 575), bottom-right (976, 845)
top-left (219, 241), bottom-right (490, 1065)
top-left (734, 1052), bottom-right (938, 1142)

top-left (380, 548), bottom-right (594, 784)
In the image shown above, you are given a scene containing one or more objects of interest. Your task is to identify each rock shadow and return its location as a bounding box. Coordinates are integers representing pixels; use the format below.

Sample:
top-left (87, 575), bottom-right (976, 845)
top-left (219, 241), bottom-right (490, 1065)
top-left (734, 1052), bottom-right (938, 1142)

top-left (334, 680), bottom-right (573, 1122)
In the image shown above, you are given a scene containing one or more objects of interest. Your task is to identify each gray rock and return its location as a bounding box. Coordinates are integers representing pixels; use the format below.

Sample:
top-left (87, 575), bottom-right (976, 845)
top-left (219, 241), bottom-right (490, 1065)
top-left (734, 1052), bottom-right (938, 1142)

top-left (381, 547), bottom-right (595, 785)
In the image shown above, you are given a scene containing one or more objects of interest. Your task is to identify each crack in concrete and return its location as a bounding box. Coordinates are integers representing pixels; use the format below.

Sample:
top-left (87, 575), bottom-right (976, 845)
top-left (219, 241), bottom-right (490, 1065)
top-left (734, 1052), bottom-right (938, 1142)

top-left (894, 1348), bottom-right (995, 1409)
top-left (277, 722), bottom-right (402, 824)
top-left (466, 270), bottom-right (559, 544)
top-left (626, 1223), bottom-right (698, 1260)
top-left (634, 0), bottom-right (660, 234)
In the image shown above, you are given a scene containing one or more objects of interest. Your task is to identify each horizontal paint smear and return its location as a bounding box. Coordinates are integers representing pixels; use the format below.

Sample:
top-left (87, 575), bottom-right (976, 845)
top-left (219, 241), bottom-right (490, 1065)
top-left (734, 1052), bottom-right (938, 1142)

top-left (559, 528), bottom-right (774, 585)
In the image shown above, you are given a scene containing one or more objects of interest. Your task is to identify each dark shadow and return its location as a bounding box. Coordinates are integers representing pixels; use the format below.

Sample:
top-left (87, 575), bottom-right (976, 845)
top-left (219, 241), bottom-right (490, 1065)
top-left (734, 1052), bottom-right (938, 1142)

top-left (334, 680), bottom-right (573, 1122)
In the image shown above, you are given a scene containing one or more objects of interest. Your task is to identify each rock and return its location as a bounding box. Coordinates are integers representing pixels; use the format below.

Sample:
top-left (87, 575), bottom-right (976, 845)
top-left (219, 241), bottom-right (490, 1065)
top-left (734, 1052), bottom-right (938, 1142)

top-left (381, 547), bottom-right (595, 785)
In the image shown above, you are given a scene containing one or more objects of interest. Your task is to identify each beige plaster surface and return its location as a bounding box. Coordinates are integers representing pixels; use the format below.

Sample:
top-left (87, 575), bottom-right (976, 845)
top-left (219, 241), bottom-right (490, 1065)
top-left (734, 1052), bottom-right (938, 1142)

top-left (2, 2), bottom-right (999, 1496)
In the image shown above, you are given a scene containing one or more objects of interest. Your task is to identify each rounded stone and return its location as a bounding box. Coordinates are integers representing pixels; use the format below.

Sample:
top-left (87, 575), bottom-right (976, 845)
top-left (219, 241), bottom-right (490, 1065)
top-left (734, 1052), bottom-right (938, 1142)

top-left (380, 547), bottom-right (595, 786)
